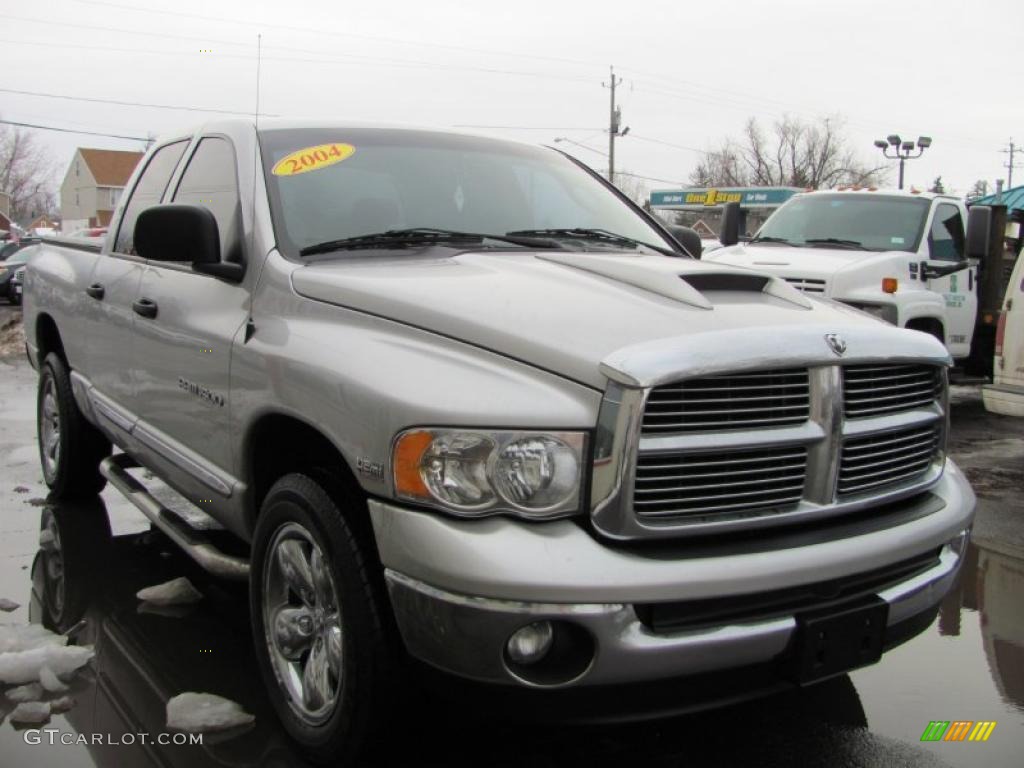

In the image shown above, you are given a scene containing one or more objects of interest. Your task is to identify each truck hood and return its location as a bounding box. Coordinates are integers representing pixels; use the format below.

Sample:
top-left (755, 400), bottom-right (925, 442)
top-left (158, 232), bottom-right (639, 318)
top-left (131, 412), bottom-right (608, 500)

top-left (705, 243), bottom-right (901, 280)
top-left (292, 249), bottom-right (944, 389)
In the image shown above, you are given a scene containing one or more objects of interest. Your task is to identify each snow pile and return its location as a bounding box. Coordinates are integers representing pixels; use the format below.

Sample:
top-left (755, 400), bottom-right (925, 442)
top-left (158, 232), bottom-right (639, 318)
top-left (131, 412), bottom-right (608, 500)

top-left (0, 623), bottom-right (93, 688)
top-left (136, 577), bottom-right (203, 606)
top-left (166, 692), bottom-right (255, 733)
top-left (10, 701), bottom-right (50, 724)
top-left (0, 623), bottom-right (67, 654)
top-left (7, 682), bottom-right (44, 702)
top-left (40, 665), bottom-right (69, 692)
top-left (0, 598), bottom-right (19, 612)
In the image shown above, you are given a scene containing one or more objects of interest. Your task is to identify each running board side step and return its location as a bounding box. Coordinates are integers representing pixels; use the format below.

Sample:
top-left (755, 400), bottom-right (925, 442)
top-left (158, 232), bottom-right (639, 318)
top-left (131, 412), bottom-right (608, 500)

top-left (100, 454), bottom-right (250, 581)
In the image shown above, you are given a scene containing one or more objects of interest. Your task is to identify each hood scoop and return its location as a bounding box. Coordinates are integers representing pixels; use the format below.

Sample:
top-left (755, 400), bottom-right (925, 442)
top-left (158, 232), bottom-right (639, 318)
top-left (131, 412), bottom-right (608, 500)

top-left (535, 252), bottom-right (812, 310)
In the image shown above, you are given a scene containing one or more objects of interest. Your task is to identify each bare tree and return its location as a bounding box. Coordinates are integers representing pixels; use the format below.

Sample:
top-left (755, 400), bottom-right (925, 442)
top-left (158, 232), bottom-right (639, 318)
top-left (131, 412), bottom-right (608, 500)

top-left (690, 115), bottom-right (888, 189)
top-left (612, 171), bottom-right (652, 208)
top-left (968, 179), bottom-right (989, 198)
top-left (0, 118), bottom-right (59, 225)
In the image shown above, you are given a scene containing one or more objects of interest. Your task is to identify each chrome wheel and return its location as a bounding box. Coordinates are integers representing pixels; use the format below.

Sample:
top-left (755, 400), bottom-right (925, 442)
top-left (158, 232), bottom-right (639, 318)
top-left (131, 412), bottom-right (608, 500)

top-left (40, 377), bottom-right (61, 481)
top-left (262, 522), bottom-right (344, 725)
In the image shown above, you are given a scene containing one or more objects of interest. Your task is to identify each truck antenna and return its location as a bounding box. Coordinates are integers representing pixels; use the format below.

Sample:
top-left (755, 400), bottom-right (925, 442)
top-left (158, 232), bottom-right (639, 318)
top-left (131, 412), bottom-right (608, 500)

top-left (254, 33), bottom-right (262, 129)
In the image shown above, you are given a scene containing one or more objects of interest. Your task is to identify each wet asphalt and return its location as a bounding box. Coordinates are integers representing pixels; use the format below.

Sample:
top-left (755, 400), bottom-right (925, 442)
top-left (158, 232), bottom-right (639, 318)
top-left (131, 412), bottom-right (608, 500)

top-left (0, 302), bottom-right (1022, 768)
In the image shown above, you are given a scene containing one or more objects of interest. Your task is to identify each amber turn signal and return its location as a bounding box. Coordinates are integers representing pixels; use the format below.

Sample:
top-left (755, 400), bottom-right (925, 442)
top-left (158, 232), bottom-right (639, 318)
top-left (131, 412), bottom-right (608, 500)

top-left (393, 430), bottom-right (434, 499)
top-left (882, 278), bottom-right (898, 294)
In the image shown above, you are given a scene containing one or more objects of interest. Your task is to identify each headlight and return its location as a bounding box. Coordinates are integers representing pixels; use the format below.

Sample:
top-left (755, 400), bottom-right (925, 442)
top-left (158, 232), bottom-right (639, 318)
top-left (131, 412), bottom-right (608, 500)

top-left (846, 302), bottom-right (897, 325)
top-left (393, 429), bottom-right (585, 519)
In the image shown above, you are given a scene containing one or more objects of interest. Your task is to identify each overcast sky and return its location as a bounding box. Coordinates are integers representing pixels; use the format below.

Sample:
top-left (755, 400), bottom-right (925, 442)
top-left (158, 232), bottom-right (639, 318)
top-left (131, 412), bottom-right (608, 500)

top-left (1, 0), bottom-right (1018, 198)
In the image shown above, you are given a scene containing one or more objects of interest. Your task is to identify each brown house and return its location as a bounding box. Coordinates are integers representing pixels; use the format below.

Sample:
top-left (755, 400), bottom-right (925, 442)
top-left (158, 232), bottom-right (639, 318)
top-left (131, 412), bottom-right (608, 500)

top-left (60, 148), bottom-right (144, 230)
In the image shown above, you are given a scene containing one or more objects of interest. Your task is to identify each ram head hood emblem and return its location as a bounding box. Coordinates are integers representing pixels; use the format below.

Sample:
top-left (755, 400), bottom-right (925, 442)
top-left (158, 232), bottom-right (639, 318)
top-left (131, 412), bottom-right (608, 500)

top-left (825, 333), bottom-right (847, 356)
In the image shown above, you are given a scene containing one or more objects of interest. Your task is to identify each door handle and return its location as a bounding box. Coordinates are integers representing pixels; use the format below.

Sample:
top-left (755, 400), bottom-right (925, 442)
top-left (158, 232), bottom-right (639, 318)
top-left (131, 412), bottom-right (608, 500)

top-left (85, 283), bottom-right (105, 300)
top-left (132, 297), bottom-right (158, 319)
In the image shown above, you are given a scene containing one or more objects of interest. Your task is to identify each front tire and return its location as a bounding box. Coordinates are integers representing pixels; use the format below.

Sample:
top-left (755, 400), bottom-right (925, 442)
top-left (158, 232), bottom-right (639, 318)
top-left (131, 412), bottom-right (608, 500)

top-left (37, 352), bottom-right (111, 499)
top-left (250, 474), bottom-right (392, 765)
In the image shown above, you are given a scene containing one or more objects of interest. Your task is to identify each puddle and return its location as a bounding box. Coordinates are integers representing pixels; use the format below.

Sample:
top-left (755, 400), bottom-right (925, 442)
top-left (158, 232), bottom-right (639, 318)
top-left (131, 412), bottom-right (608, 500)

top-left (0, 499), bottom-right (1020, 767)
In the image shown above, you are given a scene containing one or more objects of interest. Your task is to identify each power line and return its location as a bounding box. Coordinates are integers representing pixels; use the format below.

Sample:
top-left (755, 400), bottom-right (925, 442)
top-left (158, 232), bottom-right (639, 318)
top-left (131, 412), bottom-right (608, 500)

top-left (0, 119), bottom-right (149, 142)
top-left (1, 35), bottom-right (594, 88)
top-left (0, 87), bottom-right (265, 116)
top-left (70, 0), bottom-right (602, 70)
top-left (628, 134), bottom-right (705, 154)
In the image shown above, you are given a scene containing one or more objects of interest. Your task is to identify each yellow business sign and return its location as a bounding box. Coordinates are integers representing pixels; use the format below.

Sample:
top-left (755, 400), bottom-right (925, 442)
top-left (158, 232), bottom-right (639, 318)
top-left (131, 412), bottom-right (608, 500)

top-left (684, 188), bottom-right (744, 206)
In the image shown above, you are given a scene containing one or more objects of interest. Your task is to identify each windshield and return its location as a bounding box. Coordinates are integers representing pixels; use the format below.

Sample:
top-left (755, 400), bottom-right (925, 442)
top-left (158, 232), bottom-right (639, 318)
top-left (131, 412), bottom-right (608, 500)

top-left (259, 127), bottom-right (674, 258)
top-left (753, 194), bottom-right (930, 252)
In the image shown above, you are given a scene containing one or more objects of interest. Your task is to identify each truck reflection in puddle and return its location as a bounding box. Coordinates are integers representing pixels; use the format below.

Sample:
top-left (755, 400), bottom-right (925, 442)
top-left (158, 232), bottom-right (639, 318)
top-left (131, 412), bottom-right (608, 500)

top-left (25, 497), bottom-right (1022, 767)
top-left (938, 537), bottom-right (1024, 711)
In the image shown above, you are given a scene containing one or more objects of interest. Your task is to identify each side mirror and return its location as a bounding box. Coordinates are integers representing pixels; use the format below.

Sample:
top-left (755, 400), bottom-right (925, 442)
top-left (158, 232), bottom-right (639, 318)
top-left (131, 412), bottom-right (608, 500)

top-left (135, 204), bottom-right (220, 265)
top-left (719, 201), bottom-right (741, 247)
top-left (966, 205), bottom-right (992, 260)
top-left (920, 260), bottom-right (968, 280)
top-left (667, 225), bottom-right (702, 259)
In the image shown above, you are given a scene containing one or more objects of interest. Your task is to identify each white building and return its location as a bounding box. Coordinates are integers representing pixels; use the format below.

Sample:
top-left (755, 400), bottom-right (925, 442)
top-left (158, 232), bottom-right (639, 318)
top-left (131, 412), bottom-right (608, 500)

top-left (60, 148), bottom-right (144, 232)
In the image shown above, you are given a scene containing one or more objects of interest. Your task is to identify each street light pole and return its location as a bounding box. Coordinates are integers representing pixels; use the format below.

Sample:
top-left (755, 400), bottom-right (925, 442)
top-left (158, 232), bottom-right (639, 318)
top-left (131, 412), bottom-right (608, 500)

top-left (873, 135), bottom-right (932, 190)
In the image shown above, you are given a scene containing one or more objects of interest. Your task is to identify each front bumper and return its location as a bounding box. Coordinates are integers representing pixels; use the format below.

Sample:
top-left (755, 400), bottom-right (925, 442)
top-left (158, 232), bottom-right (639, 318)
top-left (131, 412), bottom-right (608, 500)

top-left (371, 460), bottom-right (974, 689)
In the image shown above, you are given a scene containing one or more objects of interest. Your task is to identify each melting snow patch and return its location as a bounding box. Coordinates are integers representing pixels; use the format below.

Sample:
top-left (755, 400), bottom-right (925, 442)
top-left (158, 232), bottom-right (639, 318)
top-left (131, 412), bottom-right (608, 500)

top-left (49, 695), bottom-right (75, 714)
top-left (0, 643), bottom-right (93, 685)
top-left (7, 682), bottom-right (44, 702)
top-left (0, 623), bottom-right (67, 653)
top-left (10, 701), bottom-right (50, 724)
top-left (39, 665), bottom-right (69, 692)
top-left (0, 598), bottom-right (18, 612)
top-left (166, 692), bottom-right (255, 733)
top-left (137, 577), bottom-right (203, 606)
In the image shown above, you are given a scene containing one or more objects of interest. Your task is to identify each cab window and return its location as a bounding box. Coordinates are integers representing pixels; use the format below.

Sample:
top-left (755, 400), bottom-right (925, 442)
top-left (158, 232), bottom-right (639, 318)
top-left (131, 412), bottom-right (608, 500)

top-left (113, 141), bottom-right (188, 255)
top-left (171, 137), bottom-right (242, 263)
top-left (928, 203), bottom-right (965, 261)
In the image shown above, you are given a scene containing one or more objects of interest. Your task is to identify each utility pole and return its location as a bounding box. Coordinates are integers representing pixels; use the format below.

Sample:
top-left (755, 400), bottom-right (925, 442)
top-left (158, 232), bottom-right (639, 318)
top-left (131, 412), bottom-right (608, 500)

top-left (602, 66), bottom-right (628, 183)
top-left (1001, 139), bottom-right (1020, 189)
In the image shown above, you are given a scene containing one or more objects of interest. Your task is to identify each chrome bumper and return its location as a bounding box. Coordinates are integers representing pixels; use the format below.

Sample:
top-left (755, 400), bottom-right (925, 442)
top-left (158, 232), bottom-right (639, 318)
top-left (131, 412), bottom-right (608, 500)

top-left (372, 462), bottom-right (975, 689)
top-left (384, 536), bottom-right (966, 688)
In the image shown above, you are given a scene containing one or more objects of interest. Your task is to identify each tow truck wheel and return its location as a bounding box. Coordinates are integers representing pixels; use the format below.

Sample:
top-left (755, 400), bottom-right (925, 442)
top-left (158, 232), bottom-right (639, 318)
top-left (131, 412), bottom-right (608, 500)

top-left (37, 353), bottom-right (111, 499)
top-left (250, 473), bottom-right (392, 765)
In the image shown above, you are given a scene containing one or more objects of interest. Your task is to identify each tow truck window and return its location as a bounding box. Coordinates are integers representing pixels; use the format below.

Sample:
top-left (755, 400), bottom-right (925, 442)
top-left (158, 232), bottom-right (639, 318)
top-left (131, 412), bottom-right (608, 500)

top-left (113, 140), bottom-right (187, 255)
top-left (928, 203), bottom-right (965, 261)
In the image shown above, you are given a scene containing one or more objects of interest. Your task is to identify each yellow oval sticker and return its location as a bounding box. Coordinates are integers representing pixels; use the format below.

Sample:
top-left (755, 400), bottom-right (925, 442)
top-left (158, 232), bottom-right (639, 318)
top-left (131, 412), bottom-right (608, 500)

top-left (272, 143), bottom-right (355, 176)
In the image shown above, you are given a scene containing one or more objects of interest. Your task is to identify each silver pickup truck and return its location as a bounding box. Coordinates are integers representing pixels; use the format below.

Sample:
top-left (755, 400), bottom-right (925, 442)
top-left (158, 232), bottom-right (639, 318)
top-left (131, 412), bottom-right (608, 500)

top-left (23, 120), bottom-right (975, 762)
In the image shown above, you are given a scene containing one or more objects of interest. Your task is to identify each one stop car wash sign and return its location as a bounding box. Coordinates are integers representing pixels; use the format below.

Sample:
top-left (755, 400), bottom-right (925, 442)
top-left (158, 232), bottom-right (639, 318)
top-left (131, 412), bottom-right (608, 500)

top-left (650, 186), bottom-right (801, 210)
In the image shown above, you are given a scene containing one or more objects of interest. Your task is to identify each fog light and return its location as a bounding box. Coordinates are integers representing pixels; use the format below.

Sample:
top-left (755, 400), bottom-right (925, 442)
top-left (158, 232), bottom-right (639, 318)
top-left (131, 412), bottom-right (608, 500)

top-left (506, 621), bottom-right (554, 665)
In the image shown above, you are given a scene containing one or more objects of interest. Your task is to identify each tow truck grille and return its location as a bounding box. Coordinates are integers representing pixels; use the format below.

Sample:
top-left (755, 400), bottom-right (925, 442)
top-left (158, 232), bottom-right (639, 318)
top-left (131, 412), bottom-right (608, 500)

top-left (642, 369), bottom-right (810, 434)
top-left (838, 425), bottom-right (940, 496)
top-left (843, 364), bottom-right (942, 418)
top-left (783, 277), bottom-right (826, 294)
top-left (633, 446), bottom-right (808, 519)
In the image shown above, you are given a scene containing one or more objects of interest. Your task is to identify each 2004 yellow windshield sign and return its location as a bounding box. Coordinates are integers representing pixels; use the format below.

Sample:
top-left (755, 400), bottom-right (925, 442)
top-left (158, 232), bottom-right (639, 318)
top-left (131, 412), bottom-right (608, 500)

top-left (272, 143), bottom-right (355, 176)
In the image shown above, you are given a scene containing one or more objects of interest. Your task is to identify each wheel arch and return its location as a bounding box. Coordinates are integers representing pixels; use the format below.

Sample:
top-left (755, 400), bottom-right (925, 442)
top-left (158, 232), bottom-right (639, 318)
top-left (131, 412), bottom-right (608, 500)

top-left (241, 411), bottom-right (368, 538)
top-left (35, 313), bottom-right (66, 368)
top-left (905, 316), bottom-right (946, 345)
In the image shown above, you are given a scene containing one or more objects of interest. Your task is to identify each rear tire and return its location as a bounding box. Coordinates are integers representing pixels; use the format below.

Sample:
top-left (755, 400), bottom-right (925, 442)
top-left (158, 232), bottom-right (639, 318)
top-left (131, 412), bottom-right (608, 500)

top-left (250, 473), bottom-right (393, 765)
top-left (37, 352), bottom-right (111, 499)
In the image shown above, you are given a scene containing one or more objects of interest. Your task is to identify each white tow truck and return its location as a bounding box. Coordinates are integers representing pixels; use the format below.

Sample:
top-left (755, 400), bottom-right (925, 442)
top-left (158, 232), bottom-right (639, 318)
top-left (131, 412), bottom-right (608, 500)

top-left (705, 189), bottom-right (1005, 373)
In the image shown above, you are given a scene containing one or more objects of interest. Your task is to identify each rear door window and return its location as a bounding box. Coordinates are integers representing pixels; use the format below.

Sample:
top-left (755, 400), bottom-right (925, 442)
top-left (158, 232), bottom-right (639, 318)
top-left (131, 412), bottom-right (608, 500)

top-left (113, 141), bottom-right (188, 255)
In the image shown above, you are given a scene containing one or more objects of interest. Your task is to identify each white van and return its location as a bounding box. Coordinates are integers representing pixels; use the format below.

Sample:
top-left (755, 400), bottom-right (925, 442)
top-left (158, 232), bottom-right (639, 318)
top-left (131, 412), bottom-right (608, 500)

top-left (983, 250), bottom-right (1024, 416)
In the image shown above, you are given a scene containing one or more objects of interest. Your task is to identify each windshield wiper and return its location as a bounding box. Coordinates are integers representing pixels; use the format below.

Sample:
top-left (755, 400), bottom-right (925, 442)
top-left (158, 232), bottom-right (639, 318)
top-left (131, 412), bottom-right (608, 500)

top-left (748, 235), bottom-right (796, 246)
top-left (803, 237), bottom-right (867, 250)
top-left (506, 228), bottom-right (673, 255)
top-left (299, 228), bottom-right (557, 257)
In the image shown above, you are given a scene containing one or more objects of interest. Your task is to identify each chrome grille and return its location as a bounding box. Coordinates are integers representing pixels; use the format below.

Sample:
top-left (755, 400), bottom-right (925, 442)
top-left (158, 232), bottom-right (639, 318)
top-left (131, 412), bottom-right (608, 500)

top-left (838, 425), bottom-right (940, 496)
top-left (643, 369), bottom-right (810, 434)
top-left (843, 364), bottom-right (941, 418)
top-left (783, 276), bottom-right (826, 293)
top-left (633, 446), bottom-right (807, 519)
